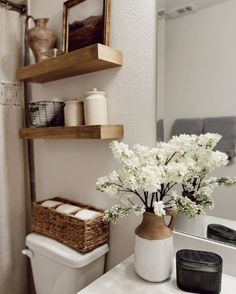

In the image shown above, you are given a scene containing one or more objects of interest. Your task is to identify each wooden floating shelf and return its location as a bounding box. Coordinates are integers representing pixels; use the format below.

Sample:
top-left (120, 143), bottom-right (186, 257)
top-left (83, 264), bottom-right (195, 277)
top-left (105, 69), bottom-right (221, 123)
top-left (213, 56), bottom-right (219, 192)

top-left (20, 125), bottom-right (124, 140)
top-left (16, 44), bottom-right (123, 83)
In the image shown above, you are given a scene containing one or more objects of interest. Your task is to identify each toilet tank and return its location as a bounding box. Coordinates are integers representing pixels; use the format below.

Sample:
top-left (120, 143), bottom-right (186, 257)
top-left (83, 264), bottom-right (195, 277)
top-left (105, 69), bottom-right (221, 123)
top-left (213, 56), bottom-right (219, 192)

top-left (24, 233), bottom-right (109, 294)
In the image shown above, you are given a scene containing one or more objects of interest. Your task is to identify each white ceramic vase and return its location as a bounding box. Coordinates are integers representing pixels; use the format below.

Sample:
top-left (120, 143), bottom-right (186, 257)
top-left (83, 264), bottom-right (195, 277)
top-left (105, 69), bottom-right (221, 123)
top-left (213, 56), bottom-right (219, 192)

top-left (134, 211), bottom-right (176, 282)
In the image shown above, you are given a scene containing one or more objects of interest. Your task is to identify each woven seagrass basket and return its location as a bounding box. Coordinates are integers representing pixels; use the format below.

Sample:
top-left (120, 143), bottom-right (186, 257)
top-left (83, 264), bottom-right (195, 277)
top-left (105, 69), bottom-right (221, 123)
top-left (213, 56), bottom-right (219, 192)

top-left (32, 197), bottom-right (109, 253)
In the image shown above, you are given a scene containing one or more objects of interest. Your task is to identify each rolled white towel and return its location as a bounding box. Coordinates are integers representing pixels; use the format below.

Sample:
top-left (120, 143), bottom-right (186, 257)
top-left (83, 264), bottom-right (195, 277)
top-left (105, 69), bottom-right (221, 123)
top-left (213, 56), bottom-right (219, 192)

top-left (56, 204), bottom-right (80, 214)
top-left (75, 209), bottom-right (102, 221)
top-left (41, 200), bottom-right (62, 208)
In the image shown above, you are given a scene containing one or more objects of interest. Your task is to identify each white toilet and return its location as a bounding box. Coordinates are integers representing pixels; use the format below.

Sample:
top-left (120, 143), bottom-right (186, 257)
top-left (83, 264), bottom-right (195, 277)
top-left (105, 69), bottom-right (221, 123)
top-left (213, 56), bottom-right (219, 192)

top-left (22, 233), bottom-right (109, 294)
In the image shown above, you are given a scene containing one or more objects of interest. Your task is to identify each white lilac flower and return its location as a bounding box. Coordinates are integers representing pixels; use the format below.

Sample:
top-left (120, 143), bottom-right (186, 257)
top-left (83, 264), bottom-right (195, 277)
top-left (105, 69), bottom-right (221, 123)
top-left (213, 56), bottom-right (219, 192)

top-left (194, 192), bottom-right (214, 209)
top-left (198, 133), bottom-right (222, 150)
top-left (135, 166), bottom-right (162, 192)
top-left (173, 196), bottom-right (201, 218)
top-left (169, 191), bottom-right (181, 212)
top-left (216, 176), bottom-right (236, 187)
top-left (117, 166), bottom-right (139, 190)
top-left (103, 205), bottom-right (131, 223)
top-left (110, 141), bottom-right (137, 166)
top-left (197, 186), bottom-right (213, 197)
top-left (96, 134), bottom-right (236, 220)
top-left (133, 204), bottom-right (146, 216)
top-left (169, 134), bottom-right (198, 154)
top-left (96, 170), bottom-right (119, 189)
top-left (163, 162), bottom-right (188, 184)
top-left (96, 176), bottom-right (112, 193)
top-left (96, 171), bottom-right (120, 197)
top-left (201, 177), bottom-right (218, 188)
top-left (209, 151), bottom-right (228, 168)
top-left (153, 201), bottom-right (166, 217)
top-left (156, 141), bottom-right (178, 163)
top-left (133, 144), bottom-right (152, 163)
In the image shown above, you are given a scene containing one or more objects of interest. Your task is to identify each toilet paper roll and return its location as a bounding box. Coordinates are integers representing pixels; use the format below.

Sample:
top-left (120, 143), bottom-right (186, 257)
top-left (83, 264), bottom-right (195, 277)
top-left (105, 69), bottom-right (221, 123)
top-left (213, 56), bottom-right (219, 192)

top-left (41, 200), bottom-right (62, 208)
top-left (56, 204), bottom-right (80, 214)
top-left (75, 209), bottom-right (102, 220)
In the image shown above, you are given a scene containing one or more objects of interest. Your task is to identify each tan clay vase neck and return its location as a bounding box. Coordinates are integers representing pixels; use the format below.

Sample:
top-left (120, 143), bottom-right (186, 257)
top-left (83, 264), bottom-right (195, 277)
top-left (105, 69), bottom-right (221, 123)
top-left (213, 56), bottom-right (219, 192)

top-left (34, 18), bottom-right (49, 27)
top-left (135, 211), bottom-right (176, 240)
top-left (141, 212), bottom-right (165, 227)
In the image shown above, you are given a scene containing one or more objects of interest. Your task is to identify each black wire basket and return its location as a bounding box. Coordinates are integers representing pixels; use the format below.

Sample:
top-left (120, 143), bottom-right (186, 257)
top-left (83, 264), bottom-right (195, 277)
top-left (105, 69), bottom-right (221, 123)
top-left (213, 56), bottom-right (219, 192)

top-left (176, 249), bottom-right (223, 294)
top-left (27, 101), bottom-right (65, 128)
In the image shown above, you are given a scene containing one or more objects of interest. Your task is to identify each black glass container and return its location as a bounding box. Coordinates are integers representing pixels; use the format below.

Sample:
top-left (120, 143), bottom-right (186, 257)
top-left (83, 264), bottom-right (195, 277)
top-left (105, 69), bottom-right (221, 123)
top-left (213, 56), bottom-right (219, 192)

top-left (176, 249), bottom-right (223, 294)
top-left (207, 224), bottom-right (236, 245)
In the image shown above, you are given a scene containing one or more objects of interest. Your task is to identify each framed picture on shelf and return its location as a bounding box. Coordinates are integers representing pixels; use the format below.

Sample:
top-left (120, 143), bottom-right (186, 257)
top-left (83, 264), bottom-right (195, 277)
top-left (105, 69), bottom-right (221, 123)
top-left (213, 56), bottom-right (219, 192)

top-left (62, 0), bottom-right (110, 52)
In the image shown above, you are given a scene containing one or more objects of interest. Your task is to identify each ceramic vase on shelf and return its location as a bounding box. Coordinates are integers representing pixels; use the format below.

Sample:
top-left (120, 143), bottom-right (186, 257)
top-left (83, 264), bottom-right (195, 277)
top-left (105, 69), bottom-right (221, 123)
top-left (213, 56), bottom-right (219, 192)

top-left (25, 15), bottom-right (56, 63)
top-left (134, 211), bottom-right (176, 282)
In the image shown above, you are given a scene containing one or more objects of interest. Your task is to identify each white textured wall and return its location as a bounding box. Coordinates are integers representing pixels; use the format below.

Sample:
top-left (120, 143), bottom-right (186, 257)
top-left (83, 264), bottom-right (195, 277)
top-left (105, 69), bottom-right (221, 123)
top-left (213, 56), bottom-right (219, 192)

top-left (28, 0), bottom-right (156, 269)
top-left (164, 0), bottom-right (236, 220)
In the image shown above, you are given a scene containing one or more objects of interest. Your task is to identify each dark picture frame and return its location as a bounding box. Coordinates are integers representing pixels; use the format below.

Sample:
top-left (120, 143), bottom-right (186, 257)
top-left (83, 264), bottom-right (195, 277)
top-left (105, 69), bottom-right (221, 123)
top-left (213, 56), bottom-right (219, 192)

top-left (62, 0), bottom-right (110, 52)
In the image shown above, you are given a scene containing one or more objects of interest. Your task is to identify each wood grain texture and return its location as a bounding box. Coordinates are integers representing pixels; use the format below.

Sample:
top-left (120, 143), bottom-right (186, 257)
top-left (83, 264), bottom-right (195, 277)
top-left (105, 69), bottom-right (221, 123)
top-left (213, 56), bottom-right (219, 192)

top-left (20, 125), bottom-right (124, 140)
top-left (16, 44), bottom-right (123, 83)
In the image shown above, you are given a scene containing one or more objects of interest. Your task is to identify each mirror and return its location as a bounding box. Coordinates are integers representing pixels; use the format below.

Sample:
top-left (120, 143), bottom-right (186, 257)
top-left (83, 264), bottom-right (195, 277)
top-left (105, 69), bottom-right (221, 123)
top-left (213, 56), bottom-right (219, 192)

top-left (157, 0), bottom-right (236, 247)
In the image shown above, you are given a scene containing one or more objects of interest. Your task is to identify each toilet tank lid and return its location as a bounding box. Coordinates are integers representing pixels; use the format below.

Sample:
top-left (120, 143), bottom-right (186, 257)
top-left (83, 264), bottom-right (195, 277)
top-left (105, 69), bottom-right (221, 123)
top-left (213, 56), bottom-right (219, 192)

top-left (26, 233), bottom-right (109, 268)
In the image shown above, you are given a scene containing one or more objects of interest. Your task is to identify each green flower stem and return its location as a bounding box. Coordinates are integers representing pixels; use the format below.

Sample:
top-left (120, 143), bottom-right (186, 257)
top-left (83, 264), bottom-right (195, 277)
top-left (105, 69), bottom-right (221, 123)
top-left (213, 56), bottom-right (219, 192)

top-left (128, 198), bottom-right (135, 206)
top-left (150, 192), bottom-right (154, 208)
top-left (165, 152), bottom-right (177, 165)
top-left (144, 191), bottom-right (148, 207)
top-left (164, 182), bottom-right (176, 194)
top-left (133, 189), bottom-right (147, 206)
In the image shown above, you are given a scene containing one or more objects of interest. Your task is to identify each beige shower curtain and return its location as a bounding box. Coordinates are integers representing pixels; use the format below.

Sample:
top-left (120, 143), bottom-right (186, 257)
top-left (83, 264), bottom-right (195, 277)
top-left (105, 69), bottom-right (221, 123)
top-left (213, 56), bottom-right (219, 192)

top-left (0, 7), bottom-right (27, 294)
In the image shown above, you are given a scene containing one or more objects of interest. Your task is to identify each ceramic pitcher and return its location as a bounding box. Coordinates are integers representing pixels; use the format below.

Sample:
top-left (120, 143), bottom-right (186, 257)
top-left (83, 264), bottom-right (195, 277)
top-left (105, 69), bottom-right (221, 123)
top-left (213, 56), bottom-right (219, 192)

top-left (25, 16), bottom-right (56, 63)
top-left (134, 211), bottom-right (176, 282)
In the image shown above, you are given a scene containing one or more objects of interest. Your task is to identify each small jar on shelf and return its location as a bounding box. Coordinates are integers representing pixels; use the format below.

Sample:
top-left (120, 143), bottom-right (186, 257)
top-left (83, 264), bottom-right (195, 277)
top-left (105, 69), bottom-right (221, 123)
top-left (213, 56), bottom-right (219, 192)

top-left (64, 100), bottom-right (84, 127)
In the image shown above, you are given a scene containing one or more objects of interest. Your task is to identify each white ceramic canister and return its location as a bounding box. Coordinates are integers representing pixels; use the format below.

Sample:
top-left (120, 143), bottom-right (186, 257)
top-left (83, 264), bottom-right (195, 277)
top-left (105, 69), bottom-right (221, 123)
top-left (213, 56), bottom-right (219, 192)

top-left (64, 100), bottom-right (84, 126)
top-left (84, 88), bottom-right (108, 125)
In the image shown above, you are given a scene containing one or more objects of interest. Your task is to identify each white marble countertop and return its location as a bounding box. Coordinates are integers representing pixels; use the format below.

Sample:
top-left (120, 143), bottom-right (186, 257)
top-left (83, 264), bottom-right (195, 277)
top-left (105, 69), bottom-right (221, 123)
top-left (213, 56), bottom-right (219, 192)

top-left (79, 255), bottom-right (236, 293)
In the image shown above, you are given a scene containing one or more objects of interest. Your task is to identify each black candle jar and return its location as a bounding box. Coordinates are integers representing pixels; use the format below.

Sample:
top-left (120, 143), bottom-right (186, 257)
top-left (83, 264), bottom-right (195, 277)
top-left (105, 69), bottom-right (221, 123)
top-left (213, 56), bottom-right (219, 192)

top-left (176, 249), bottom-right (223, 294)
top-left (207, 224), bottom-right (236, 245)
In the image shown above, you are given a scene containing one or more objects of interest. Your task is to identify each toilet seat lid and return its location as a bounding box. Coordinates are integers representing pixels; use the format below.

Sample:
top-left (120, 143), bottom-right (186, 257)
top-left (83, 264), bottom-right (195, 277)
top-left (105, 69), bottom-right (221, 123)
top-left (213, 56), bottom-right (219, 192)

top-left (26, 233), bottom-right (109, 268)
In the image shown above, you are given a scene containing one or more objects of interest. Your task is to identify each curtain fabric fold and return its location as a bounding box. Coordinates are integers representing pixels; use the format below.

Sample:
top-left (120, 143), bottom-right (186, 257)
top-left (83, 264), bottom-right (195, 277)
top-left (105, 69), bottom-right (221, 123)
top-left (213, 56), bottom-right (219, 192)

top-left (0, 8), bottom-right (27, 294)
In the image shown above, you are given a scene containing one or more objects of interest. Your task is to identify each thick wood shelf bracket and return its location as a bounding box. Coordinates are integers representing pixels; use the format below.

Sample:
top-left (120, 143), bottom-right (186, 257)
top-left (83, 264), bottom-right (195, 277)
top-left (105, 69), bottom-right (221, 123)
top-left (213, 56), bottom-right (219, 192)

top-left (16, 44), bottom-right (123, 83)
top-left (20, 125), bottom-right (124, 140)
